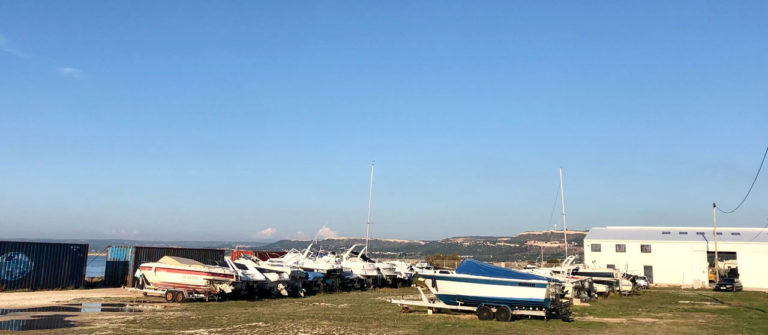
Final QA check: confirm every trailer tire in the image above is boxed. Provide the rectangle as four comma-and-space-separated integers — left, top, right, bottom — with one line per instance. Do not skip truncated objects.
174, 291, 185, 303
164, 291, 175, 303
476, 305, 494, 321
495, 306, 512, 322
559, 308, 574, 322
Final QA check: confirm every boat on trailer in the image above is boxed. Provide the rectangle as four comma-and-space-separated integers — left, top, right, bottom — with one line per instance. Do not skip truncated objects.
408, 259, 572, 321
132, 256, 237, 302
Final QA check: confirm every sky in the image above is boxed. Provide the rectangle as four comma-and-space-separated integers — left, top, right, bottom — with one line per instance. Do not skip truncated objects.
1, 1, 767, 242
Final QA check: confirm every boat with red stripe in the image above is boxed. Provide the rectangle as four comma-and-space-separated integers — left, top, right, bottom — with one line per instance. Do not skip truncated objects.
135, 256, 237, 297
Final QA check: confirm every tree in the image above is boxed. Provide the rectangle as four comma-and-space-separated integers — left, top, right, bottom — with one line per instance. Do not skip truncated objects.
426, 253, 462, 268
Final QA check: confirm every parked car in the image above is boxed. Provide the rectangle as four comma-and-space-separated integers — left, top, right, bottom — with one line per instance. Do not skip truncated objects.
714, 277, 743, 292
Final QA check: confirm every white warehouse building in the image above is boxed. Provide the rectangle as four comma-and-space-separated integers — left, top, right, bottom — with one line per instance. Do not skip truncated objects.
583, 226, 768, 290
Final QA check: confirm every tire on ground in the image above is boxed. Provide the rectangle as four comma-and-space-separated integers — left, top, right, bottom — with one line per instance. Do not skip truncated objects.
476, 305, 494, 321
164, 291, 175, 302
495, 306, 512, 322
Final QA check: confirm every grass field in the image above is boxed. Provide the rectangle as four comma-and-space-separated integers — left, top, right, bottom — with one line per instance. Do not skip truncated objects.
42, 287, 768, 334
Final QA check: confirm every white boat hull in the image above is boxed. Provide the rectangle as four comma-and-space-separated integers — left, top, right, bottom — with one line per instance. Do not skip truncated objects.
421, 273, 552, 308
139, 264, 236, 293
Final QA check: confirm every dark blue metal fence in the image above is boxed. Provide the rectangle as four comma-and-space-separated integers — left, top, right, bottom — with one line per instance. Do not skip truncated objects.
0, 241, 88, 291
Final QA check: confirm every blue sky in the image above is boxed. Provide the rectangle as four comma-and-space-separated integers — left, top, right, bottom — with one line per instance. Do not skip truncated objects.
1, 1, 767, 241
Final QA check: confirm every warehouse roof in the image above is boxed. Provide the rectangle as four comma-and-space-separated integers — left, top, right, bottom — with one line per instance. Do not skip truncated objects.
585, 226, 768, 243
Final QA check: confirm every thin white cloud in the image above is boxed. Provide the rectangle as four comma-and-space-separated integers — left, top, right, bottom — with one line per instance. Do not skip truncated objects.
105, 228, 141, 238
316, 226, 338, 239
253, 227, 277, 239
292, 231, 307, 240
0, 33, 25, 57
56, 67, 85, 79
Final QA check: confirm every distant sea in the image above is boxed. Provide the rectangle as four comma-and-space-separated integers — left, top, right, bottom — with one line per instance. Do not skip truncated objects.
86, 255, 106, 277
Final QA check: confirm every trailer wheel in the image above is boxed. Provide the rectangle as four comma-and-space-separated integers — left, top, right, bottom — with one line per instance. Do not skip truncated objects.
174, 291, 185, 303
164, 291, 175, 303
476, 305, 494, 321
495, 306, 512, 322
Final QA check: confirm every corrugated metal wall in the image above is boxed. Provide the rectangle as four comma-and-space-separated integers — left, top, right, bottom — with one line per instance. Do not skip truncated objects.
104, 246, 226, 287
253, 251, 287, 261
103, 246, 135, 287
230, 250, 255, 261
0, 241, 88, 291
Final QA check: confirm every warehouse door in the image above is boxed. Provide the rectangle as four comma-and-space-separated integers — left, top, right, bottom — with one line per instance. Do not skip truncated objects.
644, 265, 653, 284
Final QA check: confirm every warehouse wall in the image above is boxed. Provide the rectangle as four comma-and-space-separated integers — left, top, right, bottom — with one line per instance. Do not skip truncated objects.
720, 242, 768, 290
584, 240, 709, 288
585, 239, 768, 289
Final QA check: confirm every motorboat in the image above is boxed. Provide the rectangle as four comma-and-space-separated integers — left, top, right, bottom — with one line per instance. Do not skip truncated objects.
356, 246, 399, 284
250, 255, 306, 297
136, 256, 236, 295
417, 259, 570, 319
263, 245, 347, 294
225, 257, 273, 297
412, 262, 439, 276
309, 250, 344, 276
270, 243, 343, 276
571, 267, 636, 295
341, 245, 380, 277
386, 260, 414, 284
341, 244, 380, 281
522, 256, 598, 301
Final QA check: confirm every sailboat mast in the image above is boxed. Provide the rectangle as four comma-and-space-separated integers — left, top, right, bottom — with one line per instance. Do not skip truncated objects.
559, 168, 568, 259
365, 162, 375, 253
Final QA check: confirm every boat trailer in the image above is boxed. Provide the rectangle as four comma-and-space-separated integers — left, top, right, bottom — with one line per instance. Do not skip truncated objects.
388, 287, 572, 322
123, 286, 214, 303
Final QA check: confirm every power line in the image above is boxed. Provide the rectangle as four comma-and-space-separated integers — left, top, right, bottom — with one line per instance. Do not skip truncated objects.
716, 145, 768, 214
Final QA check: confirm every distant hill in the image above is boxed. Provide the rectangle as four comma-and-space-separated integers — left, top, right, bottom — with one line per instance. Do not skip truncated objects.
259, 230, 587, 262
449, 230, 586, 245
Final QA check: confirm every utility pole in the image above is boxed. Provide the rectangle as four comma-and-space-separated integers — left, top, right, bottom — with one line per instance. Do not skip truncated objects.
713, 202, 720, 283
559, 168, 568, 259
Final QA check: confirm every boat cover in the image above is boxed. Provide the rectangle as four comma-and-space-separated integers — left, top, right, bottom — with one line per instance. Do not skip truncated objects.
455, 259, 554, 282
157, 256, 207, 269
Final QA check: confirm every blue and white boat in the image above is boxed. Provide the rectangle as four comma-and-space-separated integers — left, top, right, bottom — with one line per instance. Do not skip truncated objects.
419, 259, 567, 311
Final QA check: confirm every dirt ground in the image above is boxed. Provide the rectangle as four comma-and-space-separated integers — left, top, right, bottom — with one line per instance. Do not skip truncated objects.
0, 288, 136, 308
